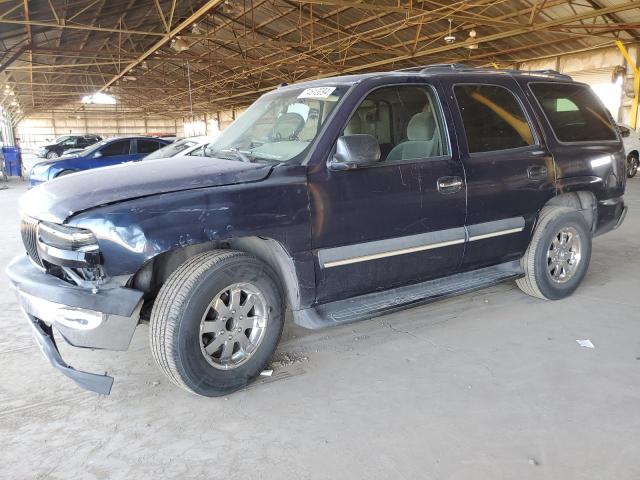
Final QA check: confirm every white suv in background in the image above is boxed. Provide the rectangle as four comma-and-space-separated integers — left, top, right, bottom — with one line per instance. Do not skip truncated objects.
617, 123, 640, 178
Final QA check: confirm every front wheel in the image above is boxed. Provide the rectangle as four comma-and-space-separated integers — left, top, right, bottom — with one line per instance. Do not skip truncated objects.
516, 206, 592, 300
627, 153, 639, 178
46, 151, 59, 159
150, 250, 284, 396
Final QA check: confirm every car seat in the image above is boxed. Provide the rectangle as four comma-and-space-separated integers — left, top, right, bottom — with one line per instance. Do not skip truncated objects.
386, 112, 439, 162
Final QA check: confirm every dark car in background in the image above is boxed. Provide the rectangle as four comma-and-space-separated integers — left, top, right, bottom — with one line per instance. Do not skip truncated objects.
28, 136, 170, 187
37, 134, 102, 159
8, 65, 627, 397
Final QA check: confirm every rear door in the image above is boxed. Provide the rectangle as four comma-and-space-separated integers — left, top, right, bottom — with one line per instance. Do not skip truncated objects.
133, 139, 163, 160
446, 78, 556, 270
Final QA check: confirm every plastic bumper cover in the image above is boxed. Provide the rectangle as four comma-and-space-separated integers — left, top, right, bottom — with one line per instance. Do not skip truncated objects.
6, 255, 144, 394
594, 196, 627, 236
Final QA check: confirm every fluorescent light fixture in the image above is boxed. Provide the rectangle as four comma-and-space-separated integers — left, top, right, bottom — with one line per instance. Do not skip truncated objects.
81, 92, 116, 104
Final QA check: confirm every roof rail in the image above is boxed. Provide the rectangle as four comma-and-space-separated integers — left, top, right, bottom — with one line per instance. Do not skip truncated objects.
395, 63, 471, 73
525, 69, 572, 80
395, 63, 573, 80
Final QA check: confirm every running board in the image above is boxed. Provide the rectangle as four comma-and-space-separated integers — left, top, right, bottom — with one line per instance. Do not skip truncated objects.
293, 260, 523, 329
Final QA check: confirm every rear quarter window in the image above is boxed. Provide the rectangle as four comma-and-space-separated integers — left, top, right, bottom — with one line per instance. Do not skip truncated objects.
530, 82, 617, 143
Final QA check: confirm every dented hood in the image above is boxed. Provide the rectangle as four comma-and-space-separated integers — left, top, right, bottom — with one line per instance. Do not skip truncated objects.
21, 155, 273, 223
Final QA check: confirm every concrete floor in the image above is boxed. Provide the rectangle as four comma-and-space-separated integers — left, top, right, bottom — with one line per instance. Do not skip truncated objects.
1, 175, 639, 480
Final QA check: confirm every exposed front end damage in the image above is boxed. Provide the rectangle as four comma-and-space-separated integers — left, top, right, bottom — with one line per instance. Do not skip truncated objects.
7, 255, 143, 395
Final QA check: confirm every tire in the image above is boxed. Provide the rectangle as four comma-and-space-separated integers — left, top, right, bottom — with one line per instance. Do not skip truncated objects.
46, 151, 59, 159
150, 250, 284, 397
516, 206, 592, 300
627, 153, 639, 178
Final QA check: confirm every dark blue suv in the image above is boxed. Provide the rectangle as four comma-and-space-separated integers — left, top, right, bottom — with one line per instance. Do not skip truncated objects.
8, 65, 627, 397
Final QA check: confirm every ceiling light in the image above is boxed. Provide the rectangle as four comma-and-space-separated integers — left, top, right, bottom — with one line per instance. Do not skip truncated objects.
81, 92, 116, 104
444, 19, 456, 44
466, 29, 479, 50
171, 37, 190, 52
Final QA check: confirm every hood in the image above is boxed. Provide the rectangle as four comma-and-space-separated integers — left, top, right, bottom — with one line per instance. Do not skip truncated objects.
20, 155, 273, 223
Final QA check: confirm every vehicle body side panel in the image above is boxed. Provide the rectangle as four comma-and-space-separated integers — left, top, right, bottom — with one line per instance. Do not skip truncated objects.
67, 165, 317, 308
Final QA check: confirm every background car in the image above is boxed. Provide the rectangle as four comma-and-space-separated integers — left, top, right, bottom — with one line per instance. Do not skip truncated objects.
144, 135, 218, 160
617, 123, 639, 178
37, 134, 102, 159
28, 136, 170, 187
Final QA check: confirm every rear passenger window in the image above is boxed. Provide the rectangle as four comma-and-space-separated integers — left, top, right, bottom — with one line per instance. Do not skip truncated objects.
530, 83, 617, 142
454, 84, 534, 153
137, 139, 161, 154
100, 140, 130, 157
342, 85, 448, 162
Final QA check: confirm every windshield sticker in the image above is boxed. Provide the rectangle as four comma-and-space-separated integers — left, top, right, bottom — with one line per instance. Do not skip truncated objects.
298, 87, 336, 99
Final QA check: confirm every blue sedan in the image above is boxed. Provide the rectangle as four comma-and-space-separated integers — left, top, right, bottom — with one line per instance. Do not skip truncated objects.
28, 136, 171, 187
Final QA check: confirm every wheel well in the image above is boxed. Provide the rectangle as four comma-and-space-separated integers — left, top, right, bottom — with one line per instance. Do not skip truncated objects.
545, 191, 596, 230
131, 237, 301, 311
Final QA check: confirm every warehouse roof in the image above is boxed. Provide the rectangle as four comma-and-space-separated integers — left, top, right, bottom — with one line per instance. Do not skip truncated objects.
0, 0, 639, 121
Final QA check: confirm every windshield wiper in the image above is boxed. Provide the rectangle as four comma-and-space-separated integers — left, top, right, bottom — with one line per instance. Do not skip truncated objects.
212, 147, 253, 163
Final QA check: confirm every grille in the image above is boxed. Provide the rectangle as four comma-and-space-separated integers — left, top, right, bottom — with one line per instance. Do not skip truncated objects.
20, 217, 43, 267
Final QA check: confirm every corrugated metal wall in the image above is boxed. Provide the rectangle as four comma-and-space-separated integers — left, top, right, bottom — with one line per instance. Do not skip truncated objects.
17, 105, 245, 148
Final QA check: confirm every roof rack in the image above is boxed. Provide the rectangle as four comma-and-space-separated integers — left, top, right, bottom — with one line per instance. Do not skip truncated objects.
395, 63, 470, 72
395, 63, 572, 80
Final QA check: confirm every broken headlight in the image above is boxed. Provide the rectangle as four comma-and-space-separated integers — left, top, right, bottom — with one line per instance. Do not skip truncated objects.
37, 222, 99, 252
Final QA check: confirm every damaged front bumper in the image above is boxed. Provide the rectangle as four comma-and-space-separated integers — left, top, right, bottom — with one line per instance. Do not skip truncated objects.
6, 255, 143, 394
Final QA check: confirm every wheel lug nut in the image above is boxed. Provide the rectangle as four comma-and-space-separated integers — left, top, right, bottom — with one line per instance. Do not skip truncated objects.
228, 335, 233, 340
236, 327, 241, 332
232, 309, 236, 314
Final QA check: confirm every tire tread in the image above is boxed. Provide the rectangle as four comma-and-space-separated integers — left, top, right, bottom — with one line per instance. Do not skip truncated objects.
149, 250, 246, 394
516, 206, 576, 300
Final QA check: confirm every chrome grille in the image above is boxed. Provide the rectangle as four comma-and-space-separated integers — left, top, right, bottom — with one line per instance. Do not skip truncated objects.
20, 217, 43, 267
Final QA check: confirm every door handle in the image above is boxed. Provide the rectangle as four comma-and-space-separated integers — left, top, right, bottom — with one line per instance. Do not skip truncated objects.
437, 176, 463, 194
527, 165, 548, 180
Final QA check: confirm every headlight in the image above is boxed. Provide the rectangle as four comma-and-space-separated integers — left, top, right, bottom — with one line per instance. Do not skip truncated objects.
38, 222, 99, 252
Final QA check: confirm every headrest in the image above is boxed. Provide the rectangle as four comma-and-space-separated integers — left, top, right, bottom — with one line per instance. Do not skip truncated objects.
273, 112, 305, 138
407, 112, 435, 141
344, 112, 363, 135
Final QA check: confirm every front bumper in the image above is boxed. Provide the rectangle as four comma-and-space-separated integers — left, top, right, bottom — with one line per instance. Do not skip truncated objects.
26, 314, 114, 395
7, 255, 144, 394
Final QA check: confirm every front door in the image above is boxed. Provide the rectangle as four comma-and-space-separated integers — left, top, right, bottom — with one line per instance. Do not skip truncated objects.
308, 82, 467, 303
93, 139, 133, 167
446, 79, 556, 270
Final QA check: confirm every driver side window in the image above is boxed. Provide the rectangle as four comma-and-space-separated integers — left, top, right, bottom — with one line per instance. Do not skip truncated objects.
342, 85, 448, 163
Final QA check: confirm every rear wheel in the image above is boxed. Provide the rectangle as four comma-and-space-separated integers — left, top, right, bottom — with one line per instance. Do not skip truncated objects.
150, 250, 284, 396
627, 153, 639, 178
516, 206, 592, 300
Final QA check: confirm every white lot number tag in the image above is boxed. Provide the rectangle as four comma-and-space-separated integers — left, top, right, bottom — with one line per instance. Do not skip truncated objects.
298, 87, 336, 99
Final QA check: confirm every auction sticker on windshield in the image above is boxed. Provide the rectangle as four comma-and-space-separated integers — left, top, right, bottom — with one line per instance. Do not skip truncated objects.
298, 87, 336, 99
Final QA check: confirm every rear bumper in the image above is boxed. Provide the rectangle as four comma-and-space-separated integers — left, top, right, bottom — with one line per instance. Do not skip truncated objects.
6, 255, 144, 394
594, 196, 627, 236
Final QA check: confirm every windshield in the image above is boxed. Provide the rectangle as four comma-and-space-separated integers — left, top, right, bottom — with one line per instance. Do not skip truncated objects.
145, 138, 198, 160
54, 135, 72, 145
202, 85, 349, 163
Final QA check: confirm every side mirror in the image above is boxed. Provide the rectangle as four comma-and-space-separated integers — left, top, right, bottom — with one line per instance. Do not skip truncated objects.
328, 134, 381, 171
